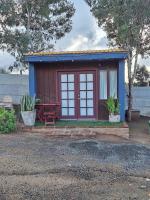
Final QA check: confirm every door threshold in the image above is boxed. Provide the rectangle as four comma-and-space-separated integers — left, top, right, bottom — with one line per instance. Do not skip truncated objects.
59, 118, 96, 121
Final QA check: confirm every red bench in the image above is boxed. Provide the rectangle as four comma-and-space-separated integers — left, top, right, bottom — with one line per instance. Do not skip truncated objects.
35, 103, 60, 125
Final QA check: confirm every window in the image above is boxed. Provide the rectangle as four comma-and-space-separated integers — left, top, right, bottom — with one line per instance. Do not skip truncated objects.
100, 69, 118, 100
109, 70, 117, 98
100, 70, 107, 99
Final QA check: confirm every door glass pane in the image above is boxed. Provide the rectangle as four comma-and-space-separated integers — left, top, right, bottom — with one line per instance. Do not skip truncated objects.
87, 82, 93, 90
68, 83, 74, 91
80, 100, 86, 107
100, 70, 107, 100
80, 74, 86, 82
61, 74, 67, 82
80, 91, 86, 99
80, 82, 86, 90
80, 108, 86, 116
87, 108, 94, 116
68, 91, 74, 99
62, 108, 68, 116
87, 91, 93, 99
87, 74, 93, 81
62, 100, 67, 107
61, 92, 67, 99
87, 100, 93, 107
109, 70, 117, 98
61, 83, 67, 91
69, 108, 75, 116
69, 100, 74, 107
60, 73, 75, 117
68, 74, 74, 82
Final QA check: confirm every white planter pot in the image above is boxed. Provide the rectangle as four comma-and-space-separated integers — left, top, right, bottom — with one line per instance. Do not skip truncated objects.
109, 114, 120, 123
21, 110, 36, 126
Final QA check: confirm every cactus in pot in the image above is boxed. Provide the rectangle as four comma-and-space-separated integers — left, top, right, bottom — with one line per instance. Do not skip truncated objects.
21, 95, 36, 126
106, 96, 120, 122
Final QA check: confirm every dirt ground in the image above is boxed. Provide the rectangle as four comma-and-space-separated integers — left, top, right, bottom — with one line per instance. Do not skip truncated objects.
128, 116, 150, 144
0, 117, 150, 200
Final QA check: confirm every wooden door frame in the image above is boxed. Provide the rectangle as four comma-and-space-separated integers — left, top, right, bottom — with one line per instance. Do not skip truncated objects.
57, 68, 98, 120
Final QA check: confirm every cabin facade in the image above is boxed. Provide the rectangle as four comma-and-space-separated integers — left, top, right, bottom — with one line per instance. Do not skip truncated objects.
25, 49, 127, 121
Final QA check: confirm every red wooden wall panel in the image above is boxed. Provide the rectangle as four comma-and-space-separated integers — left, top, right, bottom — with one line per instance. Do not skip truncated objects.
35, 60, 118, 120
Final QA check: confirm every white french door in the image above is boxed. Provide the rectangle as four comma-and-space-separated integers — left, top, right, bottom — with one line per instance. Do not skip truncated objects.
79, 73, 94, 118
59, 71, 96, 119
60, 73, 75, 118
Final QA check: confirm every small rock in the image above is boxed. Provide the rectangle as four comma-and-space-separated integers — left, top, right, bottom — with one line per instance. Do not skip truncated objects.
131, 194, 138, 199
140, 185, 147, 189
67, 163, 72, 167
146, 178, 150, 182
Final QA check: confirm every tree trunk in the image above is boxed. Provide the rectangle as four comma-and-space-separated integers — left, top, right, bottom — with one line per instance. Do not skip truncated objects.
128, 76, 132, 121
128, 50, 139, 121
131, 51, 139, 84
127, 50, 133, 122
26, 4, 33, 51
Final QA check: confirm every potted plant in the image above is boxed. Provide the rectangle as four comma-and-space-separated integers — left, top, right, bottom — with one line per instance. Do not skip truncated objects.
106, 96, 120, 122
21, 95, 36, 126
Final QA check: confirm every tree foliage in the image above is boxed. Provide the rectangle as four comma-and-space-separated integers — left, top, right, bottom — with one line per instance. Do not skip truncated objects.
134, 65, 149, 86
86, 0, 150, 55
0, 0, 75, 72
85, 0, 150, 120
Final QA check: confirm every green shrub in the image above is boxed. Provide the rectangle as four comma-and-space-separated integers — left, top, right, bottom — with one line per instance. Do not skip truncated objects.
0, 108, 16, 133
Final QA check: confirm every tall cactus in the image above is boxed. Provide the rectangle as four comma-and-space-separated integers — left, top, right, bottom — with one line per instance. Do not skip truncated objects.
21, 95, 35, 111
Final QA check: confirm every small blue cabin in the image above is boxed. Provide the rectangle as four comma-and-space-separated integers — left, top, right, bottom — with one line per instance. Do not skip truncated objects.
25, 49, 127, 121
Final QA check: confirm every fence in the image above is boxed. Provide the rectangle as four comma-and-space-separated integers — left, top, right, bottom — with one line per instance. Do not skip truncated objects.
126, 87, 150, 117
0, 74, 150, 116
0, 74, 28, 104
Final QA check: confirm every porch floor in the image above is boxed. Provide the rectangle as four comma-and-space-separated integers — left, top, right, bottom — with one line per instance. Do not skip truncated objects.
35, 120, 124, 128
22, 120, 129, 139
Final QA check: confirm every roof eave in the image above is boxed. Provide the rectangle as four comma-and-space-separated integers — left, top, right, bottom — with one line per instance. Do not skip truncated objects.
25, 52, 128, 63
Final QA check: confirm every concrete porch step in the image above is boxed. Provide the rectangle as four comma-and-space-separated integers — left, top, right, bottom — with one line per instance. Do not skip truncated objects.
21, 124, 129, 139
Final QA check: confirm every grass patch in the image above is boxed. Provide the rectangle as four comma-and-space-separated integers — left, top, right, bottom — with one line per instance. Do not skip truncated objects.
35, 120, 123, 128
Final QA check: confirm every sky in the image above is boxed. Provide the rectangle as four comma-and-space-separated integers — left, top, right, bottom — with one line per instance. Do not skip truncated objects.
0, 0, 149, 70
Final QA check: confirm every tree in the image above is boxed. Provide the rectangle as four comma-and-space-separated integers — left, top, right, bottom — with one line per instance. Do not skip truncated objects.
85, 0, 150, 120
134, 65, 149, 86
0, 0, 75, 72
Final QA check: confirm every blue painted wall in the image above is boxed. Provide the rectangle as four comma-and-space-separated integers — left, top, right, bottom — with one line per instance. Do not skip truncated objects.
118, 60, 125, 121
29, 63, 36, 97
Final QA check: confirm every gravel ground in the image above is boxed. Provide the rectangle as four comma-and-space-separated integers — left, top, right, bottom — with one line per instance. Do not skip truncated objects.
0, 133, 150, 200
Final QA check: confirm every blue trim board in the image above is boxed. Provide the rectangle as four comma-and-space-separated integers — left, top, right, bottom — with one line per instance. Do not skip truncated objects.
119, 60, 125, 121
29, 63, 36, 97
25, 52, 128, 63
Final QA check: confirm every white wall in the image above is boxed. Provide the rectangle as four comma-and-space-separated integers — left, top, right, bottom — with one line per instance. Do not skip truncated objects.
0, 74, 28, 104
126, 87, 150, 117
